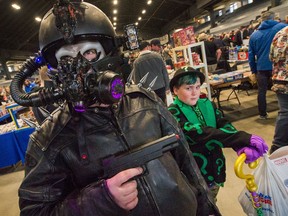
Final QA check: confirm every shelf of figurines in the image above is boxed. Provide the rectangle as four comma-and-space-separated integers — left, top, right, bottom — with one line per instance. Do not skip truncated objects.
228, 46, 249, 62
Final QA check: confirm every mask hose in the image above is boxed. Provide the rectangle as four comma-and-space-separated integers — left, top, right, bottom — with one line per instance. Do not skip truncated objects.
10, 52, 64, 107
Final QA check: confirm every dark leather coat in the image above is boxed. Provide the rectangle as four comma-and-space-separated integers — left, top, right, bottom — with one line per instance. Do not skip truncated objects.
19, 85, 220, 216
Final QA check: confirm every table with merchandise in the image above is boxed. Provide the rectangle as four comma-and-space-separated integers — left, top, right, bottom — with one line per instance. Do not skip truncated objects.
0, 103, 35, 168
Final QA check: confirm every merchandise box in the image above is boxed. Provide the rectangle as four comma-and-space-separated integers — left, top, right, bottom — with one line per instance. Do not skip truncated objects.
237, 51, 248, 61
218, 71, 244, 83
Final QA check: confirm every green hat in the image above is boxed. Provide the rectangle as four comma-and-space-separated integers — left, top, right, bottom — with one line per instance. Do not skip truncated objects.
169, 67, 205, 92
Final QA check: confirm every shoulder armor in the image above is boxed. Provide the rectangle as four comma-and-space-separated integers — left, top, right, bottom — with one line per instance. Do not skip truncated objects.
124, 84, 159, 102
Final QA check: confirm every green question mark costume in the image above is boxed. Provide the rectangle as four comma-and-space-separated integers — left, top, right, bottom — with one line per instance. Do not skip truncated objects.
168, 97, 252, 189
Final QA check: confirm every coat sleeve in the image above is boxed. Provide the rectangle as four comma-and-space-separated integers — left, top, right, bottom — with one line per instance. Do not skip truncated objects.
18, 139, 128, 216
169, 103, 252, 152
248, 36, 257, 73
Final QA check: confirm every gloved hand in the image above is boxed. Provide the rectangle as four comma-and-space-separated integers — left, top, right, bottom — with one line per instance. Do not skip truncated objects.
236, 135, 268, 163
249, 134, 268, 155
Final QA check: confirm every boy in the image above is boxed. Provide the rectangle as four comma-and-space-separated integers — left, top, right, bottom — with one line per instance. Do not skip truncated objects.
168, 67, 268, 200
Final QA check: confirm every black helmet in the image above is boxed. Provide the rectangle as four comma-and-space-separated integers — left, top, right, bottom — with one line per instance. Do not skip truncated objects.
39, 1, 117, 68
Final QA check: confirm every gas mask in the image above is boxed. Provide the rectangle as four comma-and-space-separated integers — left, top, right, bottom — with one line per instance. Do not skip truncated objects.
50, 41, 124, 111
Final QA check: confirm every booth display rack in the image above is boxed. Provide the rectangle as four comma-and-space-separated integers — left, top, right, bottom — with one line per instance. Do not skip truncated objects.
0, 104, 26, 128
187, 41, 211, 100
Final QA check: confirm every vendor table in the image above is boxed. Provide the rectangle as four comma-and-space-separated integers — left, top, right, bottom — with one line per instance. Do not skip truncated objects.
210, 71, 251, 110
0, 127, 35, 168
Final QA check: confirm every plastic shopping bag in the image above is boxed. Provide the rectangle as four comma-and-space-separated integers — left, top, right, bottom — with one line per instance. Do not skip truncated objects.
238, 154, 288, 216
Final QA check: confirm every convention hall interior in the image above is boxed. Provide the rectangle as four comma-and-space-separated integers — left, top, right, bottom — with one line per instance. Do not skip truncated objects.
0, 0, 287, 215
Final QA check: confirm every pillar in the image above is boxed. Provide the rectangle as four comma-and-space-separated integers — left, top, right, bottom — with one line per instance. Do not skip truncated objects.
0, 59, 11, 80
208, 9, 216, 28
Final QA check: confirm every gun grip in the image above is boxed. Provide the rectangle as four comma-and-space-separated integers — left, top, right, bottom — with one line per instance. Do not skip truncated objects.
129, 165, 149, 182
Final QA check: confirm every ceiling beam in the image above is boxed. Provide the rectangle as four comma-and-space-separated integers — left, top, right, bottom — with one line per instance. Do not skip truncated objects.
166, 0, 196, 6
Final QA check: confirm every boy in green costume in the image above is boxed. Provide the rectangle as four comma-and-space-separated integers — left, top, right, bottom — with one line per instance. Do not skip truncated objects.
168, 67, 268, 200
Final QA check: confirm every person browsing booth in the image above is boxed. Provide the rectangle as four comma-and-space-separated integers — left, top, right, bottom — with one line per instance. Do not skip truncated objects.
131, 41, 170, 104
248, 10, 286, 119
168, 67, 268, 201
150, 39, 162, 53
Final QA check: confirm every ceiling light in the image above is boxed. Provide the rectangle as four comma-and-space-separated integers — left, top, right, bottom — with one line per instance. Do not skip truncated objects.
113, 26, 117, 30
113, 9, 117, 14
138, 17, 142, 21
35, 17, 42, 22
113, 17, 117, 21
12, 4, 21, 10
113, 0, 118, 5
135, 22, 139, 25
142, 10, 146, 14
147, 0, 152, 5
174, 28, 183, 33
113, 22, 117, 25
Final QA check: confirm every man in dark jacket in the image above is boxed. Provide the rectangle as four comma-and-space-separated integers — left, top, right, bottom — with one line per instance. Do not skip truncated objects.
196, 33, 222, 73
234, 27, 243, 46
132, 41, 170, 104
248, 11, 286, 119
14, 1, 221, 215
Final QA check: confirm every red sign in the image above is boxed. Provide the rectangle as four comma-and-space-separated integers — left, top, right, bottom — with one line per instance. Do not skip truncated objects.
173, 26, 195, 47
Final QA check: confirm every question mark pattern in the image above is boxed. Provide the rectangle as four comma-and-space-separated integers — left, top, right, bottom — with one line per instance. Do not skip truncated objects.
168, 103, 228, 185
220, 123, 238, 134
216, 158, 224, 175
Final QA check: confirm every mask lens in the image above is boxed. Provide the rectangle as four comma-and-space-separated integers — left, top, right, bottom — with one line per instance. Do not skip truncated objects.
111, 77, 124, 100
96, 71, 124, 104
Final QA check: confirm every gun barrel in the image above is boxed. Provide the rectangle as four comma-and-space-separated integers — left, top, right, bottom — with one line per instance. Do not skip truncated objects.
102, 134, 179, 178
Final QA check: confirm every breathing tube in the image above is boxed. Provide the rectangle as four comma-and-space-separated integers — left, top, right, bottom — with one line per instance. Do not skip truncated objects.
10, 52, 64, 107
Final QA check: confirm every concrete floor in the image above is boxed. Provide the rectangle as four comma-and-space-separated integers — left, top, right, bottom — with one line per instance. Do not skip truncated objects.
0, 89, 278, 216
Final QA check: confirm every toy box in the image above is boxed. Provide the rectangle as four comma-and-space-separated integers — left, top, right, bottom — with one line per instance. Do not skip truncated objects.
219, 71, 244, 83
237, 51, 248, 61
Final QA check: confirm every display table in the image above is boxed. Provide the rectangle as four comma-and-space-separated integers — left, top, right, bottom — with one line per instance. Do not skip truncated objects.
210, 70, 252, 110
0, 127, 35, 168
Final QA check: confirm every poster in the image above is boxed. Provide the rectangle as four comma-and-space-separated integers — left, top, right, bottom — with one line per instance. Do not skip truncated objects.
173, 26, 195, 47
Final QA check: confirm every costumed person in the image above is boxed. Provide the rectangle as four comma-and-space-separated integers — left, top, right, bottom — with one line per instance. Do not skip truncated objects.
11, 1, 221, 215
168, 67, 268, 201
